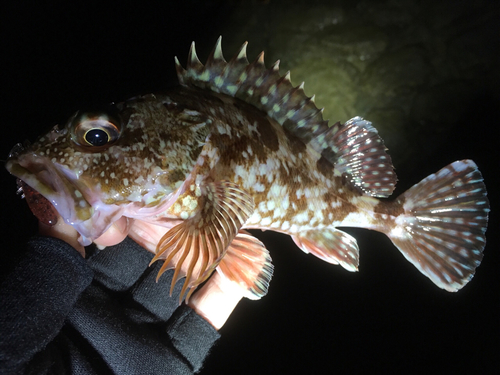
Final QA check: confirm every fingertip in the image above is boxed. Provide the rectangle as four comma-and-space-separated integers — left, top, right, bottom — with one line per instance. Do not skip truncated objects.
94, 217, 132, 247
39, 216, 85, 257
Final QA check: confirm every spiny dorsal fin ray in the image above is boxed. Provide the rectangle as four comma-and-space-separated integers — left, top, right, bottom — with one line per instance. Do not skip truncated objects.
176, 37, 397, 197
187, 42, 204, 74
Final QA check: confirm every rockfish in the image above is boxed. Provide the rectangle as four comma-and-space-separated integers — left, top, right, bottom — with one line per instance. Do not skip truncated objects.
6, 37, 489, 300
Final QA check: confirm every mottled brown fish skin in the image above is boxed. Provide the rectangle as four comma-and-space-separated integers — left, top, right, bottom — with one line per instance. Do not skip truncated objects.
6, 38, 488, 297
154, 87, 384, 234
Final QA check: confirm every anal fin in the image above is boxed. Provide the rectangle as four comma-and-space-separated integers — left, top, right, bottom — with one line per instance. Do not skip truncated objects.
217, 230, 274, 300
292, 229, 360, 272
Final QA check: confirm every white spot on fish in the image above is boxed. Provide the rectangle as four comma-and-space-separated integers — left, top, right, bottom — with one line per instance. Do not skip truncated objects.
249, 212, 261, 224
266, 200, 276, 211
254, 182, 265, 192
294, 211, 310, 223
342, 212, 368, 226
451, 161, 470, 173
270, 221, 281, 228
261, 217, 272, 226
331, 201, 341, 208
281, 195, 290, 210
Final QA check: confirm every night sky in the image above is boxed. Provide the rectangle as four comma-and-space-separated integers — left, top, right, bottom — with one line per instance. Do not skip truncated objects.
1, 2, 498, 374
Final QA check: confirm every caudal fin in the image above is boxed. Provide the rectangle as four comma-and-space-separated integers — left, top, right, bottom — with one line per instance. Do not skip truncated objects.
388, 160, 489, 292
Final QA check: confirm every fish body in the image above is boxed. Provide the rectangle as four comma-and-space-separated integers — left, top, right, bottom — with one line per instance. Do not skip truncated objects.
6, 38, 489, 300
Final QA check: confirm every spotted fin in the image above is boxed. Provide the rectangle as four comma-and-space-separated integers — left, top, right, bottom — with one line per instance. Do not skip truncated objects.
151, 180, 254, 302
387, 160, 489, 291
176, 37, 396, 197
320, 117, 396, 197
292, 228, 360, 272
217, 230, 274, 300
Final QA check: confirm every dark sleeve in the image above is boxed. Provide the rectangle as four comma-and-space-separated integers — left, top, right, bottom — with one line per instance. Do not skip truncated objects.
0, 236, 93, 374
66, 237, 220, 374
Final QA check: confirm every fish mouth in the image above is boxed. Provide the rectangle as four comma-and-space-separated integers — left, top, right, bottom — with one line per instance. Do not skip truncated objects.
6, 148, 181, 246
6, 151, 105, 245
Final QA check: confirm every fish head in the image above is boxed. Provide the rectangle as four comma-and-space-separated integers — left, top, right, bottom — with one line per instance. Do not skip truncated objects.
6, 93, 209, 245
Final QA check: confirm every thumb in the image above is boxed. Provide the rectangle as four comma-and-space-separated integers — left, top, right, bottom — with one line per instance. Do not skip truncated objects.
94, 217, 132, 248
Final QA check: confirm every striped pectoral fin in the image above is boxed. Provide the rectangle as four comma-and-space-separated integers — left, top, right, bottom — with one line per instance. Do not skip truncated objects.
217, 230, 274, 300
292, 229, 360, 272
151, 180, 254, 302
388, 160, 489, 292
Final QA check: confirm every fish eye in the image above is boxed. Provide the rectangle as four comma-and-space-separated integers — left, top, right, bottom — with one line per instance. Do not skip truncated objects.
84, 128, 111, 146
70, 111, 121, 149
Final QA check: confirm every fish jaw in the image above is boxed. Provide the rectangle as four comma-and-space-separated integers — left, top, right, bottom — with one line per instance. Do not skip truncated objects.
6, 152, 125, 245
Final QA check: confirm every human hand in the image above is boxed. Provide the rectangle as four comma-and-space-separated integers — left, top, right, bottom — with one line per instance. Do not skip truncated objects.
38, 216, 131, 257
39, 216, 244, 329
126, 219, 245, 329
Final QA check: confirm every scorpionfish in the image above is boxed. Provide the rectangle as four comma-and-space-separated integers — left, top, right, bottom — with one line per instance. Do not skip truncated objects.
6, 37, 490, 300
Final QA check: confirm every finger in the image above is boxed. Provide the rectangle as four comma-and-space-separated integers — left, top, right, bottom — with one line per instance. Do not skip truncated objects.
39, 216, 85, 257
94, 217, 132, 248
187, 271, 244, 330
127, 220, 177, 254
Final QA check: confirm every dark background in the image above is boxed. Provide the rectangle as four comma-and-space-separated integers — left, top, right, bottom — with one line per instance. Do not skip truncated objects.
1, 1, 498, 374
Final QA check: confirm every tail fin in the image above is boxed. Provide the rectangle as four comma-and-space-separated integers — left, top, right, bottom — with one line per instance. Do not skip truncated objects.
388, 160, 489, 292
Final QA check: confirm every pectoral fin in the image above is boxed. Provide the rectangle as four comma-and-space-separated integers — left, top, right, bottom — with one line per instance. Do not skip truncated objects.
151, 180, 254, 302
292, 229, 360, 272
217, 230, 274, 300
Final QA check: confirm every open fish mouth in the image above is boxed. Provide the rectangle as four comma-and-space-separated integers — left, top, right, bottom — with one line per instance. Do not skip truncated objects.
6, 144, 185, 246
6, 147, 99, 244
16, 179, 59, 226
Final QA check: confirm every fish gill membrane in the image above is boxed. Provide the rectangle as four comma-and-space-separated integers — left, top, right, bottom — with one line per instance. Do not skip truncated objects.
5, 37, 490, 302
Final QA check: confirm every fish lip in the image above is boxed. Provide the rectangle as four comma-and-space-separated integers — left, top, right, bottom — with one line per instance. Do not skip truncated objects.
7, 151, 184, 245
6, 152, 87, 229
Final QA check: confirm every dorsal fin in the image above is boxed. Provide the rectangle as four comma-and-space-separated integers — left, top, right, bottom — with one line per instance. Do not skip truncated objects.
175, 36, 397, 197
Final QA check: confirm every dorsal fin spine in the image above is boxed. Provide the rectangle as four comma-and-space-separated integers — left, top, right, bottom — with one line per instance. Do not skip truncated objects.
176, 38, 397, 197
233, 42, 249, 64
187, 42, 203, 71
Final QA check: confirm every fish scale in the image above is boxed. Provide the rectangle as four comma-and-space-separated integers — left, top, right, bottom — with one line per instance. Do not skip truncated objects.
6, 37, 489, 301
